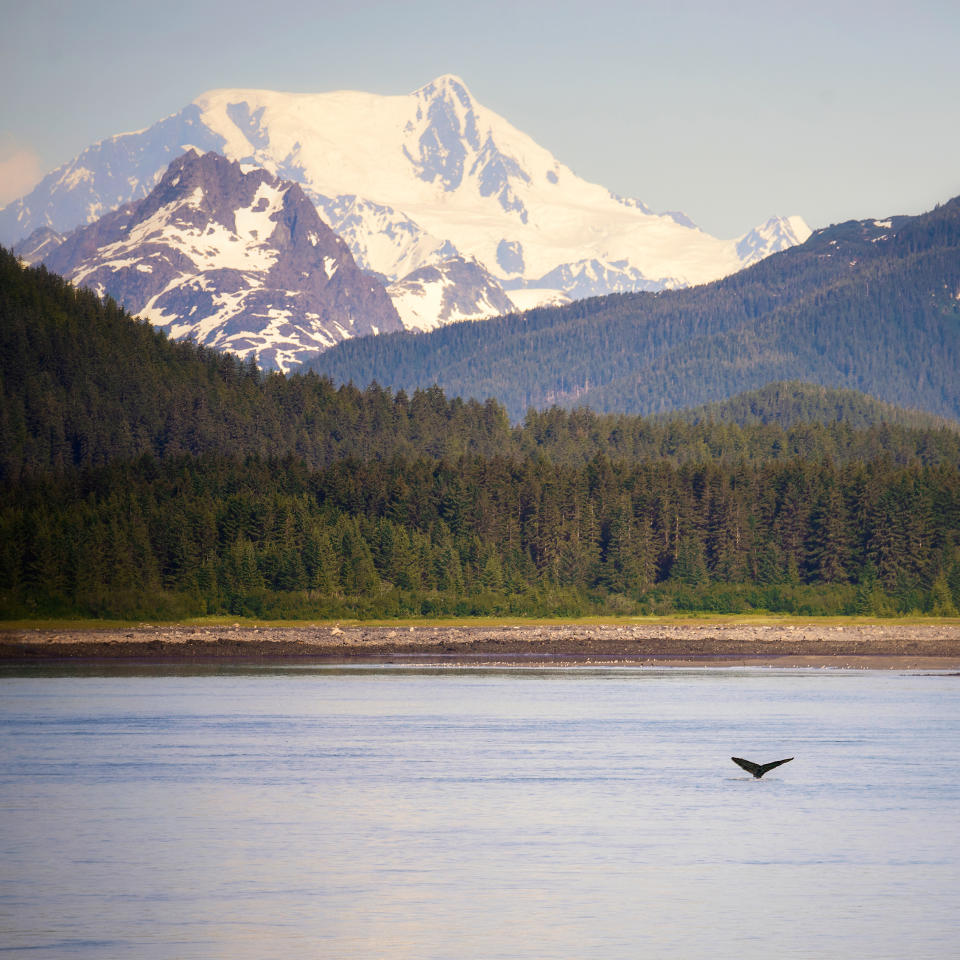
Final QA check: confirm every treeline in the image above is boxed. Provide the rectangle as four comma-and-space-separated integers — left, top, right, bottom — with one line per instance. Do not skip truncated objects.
2, 453, 958, 620
662, 380, 959, 432
516, 406, 960, 470
306, 197, 960, 421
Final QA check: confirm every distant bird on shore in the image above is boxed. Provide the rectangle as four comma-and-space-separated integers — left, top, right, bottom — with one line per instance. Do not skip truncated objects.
731, 756, 793, 778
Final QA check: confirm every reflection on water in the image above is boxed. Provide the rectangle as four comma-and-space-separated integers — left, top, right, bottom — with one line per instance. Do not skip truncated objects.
1, 667, 958, 959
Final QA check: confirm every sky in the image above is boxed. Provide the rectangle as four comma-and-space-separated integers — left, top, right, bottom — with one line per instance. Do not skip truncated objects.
1, 0, 959, 238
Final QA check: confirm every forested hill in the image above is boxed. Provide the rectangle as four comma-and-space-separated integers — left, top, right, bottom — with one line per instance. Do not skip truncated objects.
666, 381, 960, 431
0, 248, 512, 478
3, 247, 960, 481
304, 196, 960, 422
2, 248, 960, 621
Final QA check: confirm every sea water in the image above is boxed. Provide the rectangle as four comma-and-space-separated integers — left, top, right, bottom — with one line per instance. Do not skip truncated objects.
0, 665, 958, 960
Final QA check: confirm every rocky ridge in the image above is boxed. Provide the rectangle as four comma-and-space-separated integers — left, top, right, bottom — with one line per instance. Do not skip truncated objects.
37, 150, 403, 371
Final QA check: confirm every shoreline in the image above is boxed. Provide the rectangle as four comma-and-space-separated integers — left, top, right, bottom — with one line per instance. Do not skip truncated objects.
3, 622, 960, 670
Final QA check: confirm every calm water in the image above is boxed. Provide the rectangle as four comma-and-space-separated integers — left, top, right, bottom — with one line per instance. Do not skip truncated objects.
1, 665, 958, 960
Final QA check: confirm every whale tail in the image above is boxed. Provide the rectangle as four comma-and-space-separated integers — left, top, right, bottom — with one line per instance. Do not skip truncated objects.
731, 756, 793, 778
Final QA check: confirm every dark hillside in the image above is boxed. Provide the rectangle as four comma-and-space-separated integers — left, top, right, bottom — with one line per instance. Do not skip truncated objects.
663, 381, 960, 431
0, 248, 513, 479
305, 198, 960, 421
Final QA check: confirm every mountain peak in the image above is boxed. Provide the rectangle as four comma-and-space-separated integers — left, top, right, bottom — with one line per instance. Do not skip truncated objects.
41, 152, 402, 371
736, 214, 812, 266
413, 74, 474, 103
404, 76, 485, 193
139, 148, 288, 239
155, 148, 243, 195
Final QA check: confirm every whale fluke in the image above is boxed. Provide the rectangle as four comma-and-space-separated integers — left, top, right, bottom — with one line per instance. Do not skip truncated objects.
731, 756, 793, 778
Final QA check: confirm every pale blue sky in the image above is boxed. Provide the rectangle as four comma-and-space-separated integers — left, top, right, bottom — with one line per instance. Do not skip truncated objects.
2, 0, 958, 237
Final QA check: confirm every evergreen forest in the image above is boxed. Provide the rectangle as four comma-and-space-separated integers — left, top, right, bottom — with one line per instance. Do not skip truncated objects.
2, 247, 960, 620
307, 197, 960, 422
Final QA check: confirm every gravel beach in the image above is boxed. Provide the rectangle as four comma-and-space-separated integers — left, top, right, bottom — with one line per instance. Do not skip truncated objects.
3, 622, 960, 669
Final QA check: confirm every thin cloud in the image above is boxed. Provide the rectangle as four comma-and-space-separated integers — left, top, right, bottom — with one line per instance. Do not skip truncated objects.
0, 145, 44, 207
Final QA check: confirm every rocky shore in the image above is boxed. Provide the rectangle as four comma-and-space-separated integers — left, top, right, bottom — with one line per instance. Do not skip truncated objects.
3, 621, 960, 669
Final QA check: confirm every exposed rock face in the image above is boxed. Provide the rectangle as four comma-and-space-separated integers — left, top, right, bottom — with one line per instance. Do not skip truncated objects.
41, 151, 402, 371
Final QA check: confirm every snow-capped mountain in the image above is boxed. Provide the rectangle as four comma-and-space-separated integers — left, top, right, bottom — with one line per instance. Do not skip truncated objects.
38, 150, 401, 371
2, 106, 227, 241
525, 259, 679, 300
1, 75, 810, 331
12, 226, 64, 263
313, 194, 458, 284
388, 255, 515, 332
736, 215, 812, 266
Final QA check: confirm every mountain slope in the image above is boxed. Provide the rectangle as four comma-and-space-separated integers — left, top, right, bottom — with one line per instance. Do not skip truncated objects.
5, 243, 959, 486
0, 245, 517, 480
305, 197, 960, 422
1, 75, 809, 325
36, 151, 402, 371
666, 381, 960, 431
387, 255, 515, 331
